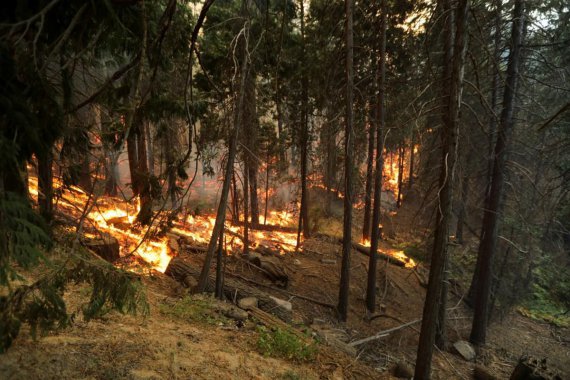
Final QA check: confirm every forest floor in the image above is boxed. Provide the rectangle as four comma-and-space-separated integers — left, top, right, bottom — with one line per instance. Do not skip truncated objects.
1, 192, 569, 379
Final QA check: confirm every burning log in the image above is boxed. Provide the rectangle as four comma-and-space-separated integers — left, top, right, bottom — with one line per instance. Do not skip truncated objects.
234, 221, 297, 234
165, 256, 292, 321
347, 240, 407, 267
83, 233, 120, 262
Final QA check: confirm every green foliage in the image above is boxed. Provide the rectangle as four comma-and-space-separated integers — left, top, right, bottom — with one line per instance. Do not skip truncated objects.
0, 192, 51, 286
256, 326, 316, 362
520, 263, 570, 327
0, 253, 149, 353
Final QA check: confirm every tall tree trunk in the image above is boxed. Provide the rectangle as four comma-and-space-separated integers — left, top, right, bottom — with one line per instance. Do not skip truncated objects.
466, 0, 502, 306
362, 108, 376, 242
243, 165, 250, 256
396, 144, 404, 207
165, 123, 178, 207
338, 0, 354, 322
196, 24, 249, 292
231, 172, 240, 223
415, 0, 469, 377
322, 108, 338, 215
248, 163, 259, 226
127, 128, 140, 197
455, 171, 469, 244
38, 149, 54, 223
136, 120, 152, 225
297, 0, 310, 245
365, 0, 386, 314
469, 0, 524, 347
408, 132, 415, 190
146, 121, 154, 176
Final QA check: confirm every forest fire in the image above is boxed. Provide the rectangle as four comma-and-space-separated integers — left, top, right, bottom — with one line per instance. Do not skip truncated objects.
27, 175, 301, 273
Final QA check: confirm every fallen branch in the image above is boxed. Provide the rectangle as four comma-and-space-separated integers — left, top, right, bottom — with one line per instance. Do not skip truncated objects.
348, 319, 422, 346
228, 272, 336, 309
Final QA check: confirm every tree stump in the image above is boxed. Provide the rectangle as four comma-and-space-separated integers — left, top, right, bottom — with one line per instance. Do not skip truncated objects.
510, 357, 562, 380
84, 233, 120, 262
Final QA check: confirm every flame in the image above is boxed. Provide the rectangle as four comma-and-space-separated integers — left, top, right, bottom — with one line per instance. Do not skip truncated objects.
359, 237, 417, 269
27, 173, 302, 272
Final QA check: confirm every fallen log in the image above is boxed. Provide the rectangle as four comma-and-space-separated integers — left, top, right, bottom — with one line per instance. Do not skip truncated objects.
246, 252, 288, 287
165, 256, 292, 321
342, 239, 406, 267
233, 221, 297, 234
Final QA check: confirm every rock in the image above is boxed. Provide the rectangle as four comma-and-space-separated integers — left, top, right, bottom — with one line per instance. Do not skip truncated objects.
238, 297, 259, 310
453, 340, 476, 361
473, 365, 497, 380
269, 296, 292, 312
222, 306, 249, 322
293, 259, 301, 265
393, 361, 414, 379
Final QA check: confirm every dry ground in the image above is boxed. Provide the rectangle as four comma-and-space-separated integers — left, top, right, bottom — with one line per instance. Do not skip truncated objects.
1, 189, 568, 379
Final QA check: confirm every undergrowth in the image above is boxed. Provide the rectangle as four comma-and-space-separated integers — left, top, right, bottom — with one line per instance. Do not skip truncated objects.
158, 295, 228, 325
256, 326, 316, 362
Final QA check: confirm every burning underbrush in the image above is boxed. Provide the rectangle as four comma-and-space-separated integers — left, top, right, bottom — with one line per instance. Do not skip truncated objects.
28, 176, 301, 273
28, 168, 416, 276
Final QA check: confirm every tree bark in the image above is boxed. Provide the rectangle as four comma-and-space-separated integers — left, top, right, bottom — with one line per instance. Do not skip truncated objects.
362, 107, 376, 242
396, 143, 404, 208
415, 0, 469, 377
297, 0, 311, 245
136, 119, 152, 225
469, 0, 524, 347
365, 0, 387, 314
338, 0, 354, 322
38, 149, 54, 223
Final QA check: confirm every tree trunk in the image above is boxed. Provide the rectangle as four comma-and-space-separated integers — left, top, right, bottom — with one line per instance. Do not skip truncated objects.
455, 172, 469, 244
396, 144, 404, 208
243, 165, 250, 256
136, 119, 152, 225
469, 0, 524, 347
408, 132, 415, 190
145, 120, 154, 176
415, 0, 469, 377
465, 0, 503, 308
297, 0, 310, 245
126, 127, 140, 197
362, 108, 376, 242
196, 25, 249, 292
365, 0, 386, 314
38, 149, 54, 223
338, 0, 354, 322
